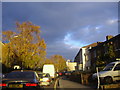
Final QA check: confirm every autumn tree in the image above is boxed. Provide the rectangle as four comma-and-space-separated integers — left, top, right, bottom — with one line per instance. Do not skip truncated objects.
44, 58, 54, 64
104, 43, 116, 63
96, 43, 116, 70
2, 21, 46, 70
49, 55, 67, 72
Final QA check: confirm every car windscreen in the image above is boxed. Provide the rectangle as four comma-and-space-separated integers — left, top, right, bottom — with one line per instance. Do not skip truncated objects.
38, 73, 50, 78
103, 63, 115, 71
43, 74, 50, 77
5, 71, 34, 79
38, 74, 43, 78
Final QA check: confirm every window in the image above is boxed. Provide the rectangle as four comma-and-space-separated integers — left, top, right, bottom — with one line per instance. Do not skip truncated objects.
114, 64, 120, 71
94, 50, 96, 57
103, 63, 115, 71
6, 72, 34, 78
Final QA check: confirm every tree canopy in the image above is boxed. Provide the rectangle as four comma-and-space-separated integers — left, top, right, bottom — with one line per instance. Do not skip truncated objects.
2, 21, 46, 70
2, 21, 67, 72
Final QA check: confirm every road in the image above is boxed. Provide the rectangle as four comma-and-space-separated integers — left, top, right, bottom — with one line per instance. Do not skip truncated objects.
43, 79, 56, 90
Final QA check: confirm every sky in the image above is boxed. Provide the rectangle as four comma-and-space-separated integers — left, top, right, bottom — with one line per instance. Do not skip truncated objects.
2, 1, 119, 60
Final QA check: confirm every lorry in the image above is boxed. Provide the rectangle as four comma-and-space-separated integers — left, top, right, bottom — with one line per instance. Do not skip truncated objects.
42, 64, 56, 79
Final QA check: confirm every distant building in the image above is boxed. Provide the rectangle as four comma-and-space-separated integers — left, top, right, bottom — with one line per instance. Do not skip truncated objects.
66, 60, 77, 71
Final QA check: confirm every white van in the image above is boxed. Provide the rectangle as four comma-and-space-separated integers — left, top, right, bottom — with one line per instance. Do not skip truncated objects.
43, 64, 56, 79
92, 60, 120, 84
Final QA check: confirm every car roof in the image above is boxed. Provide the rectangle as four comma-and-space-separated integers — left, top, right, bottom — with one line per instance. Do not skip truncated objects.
11, 70, 35, 72
37, 72, 43, 74
38, 72, 50, 75
110, 61, 120, 64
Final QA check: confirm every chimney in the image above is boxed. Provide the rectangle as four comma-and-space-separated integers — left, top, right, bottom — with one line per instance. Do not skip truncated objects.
106, 35, 113, 41
97, 42, 102, 45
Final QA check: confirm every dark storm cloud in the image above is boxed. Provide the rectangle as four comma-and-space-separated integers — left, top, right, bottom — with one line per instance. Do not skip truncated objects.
3, 2, 118, 60
46, 41, 79, 60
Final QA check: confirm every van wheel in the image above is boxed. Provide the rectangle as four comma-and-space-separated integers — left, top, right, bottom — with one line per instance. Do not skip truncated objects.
104, 77, 113, 84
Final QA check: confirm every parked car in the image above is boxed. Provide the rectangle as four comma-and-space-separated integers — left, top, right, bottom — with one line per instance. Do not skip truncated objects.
37, 72, 43, 79
38, 73, 52, 86
1, 70, 41, 90
92, 60, 120, 84
64, 71, 72, 78
0, 73, 2, 79
56, 72, 64, 76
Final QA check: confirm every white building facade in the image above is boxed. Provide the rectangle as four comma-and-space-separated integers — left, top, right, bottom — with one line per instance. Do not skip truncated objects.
74, 43, 97, 71
78, 47, 91, 71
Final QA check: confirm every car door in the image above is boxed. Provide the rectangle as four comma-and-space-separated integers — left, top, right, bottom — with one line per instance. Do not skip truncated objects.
113, 63, 120, 81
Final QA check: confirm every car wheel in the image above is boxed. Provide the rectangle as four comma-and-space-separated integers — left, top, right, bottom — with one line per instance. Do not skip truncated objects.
104, 77, 113, 84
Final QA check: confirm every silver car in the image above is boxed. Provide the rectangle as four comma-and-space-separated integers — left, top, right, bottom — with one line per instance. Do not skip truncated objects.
38, 73, 52, 86
92, 61, 120, 84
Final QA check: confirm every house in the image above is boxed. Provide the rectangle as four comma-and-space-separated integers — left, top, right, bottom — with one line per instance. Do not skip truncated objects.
90, 34, 120, 71
74, 43, 98, 71
74, 34, 120, 72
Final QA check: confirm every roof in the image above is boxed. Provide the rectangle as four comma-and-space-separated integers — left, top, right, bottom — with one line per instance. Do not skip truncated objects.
12, 70, 35, 72
110, 60, 120, 64
82, 42, 98, 48
90, 34, 120, 50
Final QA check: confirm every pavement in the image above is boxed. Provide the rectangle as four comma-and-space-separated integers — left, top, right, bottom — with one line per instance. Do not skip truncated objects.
56, 76, 96, 90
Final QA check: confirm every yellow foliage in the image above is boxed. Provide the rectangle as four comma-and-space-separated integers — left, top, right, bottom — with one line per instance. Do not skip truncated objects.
2, 21, 46, 69
49, 55, 67, 72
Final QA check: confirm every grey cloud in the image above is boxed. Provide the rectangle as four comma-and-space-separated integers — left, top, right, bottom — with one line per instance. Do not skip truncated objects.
3, 2, 118, 59
46, 41, 78, 60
